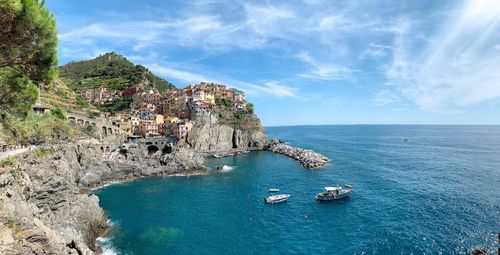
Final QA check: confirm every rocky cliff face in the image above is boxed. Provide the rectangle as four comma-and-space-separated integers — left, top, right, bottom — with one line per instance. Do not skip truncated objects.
0, 141, 205, 254
186, 109, 269, 153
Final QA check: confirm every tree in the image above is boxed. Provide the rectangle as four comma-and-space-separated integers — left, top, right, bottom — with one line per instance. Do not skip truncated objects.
0, 0, 58, 85
0, 0, 58, 116
0, 69, 39, 116
246, 103, 254, 113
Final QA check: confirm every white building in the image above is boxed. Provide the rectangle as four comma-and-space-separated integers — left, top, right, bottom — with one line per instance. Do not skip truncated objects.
192, 91, 205, 102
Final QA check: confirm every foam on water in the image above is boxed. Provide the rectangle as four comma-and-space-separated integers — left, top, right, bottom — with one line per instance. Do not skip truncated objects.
97, 236, 118, 255
218, 165, 234, 172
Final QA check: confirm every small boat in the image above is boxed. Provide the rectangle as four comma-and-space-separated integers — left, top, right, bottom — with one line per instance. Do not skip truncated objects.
315, 186, 352, 201
269, 188, 280, 192
264, 194, 290, 204
213, 154, 221, 158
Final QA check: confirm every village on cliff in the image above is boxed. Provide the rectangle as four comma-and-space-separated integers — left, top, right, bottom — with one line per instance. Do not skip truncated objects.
82, 82, 251, 140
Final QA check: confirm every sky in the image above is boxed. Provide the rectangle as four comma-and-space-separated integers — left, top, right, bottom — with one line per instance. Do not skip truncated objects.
46, 0, 500, 126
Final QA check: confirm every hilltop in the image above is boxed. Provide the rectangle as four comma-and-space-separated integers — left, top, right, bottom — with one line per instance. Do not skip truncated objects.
59, 52, 175, 93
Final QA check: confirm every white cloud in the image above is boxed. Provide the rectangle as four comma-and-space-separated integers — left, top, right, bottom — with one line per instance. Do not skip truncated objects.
296, 51, 353, 81
249, 81, 298, 98
317, 15, 345, 30
385, 0, 500, 111
59, 15, 267, 52
143, 63, 298, 99
243, 4, 295, 38
147, 64, 210, 84
374, 90, 399, 106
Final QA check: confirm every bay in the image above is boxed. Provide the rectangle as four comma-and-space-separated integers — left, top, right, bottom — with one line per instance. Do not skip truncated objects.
94, 125, 500, 254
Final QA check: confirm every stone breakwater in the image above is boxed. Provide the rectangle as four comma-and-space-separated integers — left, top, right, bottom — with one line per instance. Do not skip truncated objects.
267, 140, 328, 168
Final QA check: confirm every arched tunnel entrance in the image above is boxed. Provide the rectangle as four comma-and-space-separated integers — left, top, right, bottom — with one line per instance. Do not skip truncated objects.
162, 145, 173, 154
147, 145, 159, 155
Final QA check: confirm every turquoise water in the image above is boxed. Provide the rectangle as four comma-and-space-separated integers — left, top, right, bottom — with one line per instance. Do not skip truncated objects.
94, 125, 500, 254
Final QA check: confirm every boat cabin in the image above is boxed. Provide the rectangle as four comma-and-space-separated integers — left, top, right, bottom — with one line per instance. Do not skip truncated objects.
324, 186, 342, 192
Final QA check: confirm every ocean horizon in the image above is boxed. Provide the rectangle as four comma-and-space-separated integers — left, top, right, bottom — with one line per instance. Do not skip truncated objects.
265, 124, 500, 128
95, 125, 500, 254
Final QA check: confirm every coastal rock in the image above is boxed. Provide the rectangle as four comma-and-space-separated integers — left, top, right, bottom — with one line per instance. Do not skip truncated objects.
186, 113, 269, 153
0, 146, 107, 254
187, 123, 234, 151
0, 141, 207, 254
267, 140, 329, 168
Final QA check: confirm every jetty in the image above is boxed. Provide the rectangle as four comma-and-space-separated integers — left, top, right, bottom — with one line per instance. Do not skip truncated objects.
267, 139, 329, 168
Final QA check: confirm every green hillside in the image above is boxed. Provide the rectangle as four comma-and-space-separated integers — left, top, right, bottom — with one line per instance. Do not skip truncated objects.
40, 78, 98, 115
59, 52, 175, 93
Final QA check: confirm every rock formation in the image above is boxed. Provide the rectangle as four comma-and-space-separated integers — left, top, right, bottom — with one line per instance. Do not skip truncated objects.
186, 108, 269, 153
0, 141, 205, 254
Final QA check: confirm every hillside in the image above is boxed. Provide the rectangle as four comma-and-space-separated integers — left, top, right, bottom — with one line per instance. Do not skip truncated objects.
40, 78, 98, 115
59, 52, 175, 93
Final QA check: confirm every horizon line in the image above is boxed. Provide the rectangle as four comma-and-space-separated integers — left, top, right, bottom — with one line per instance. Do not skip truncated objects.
264, 123, 500, 128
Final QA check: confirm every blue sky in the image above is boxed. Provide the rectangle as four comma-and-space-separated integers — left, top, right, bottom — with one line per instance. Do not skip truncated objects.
46, 0, 500, 126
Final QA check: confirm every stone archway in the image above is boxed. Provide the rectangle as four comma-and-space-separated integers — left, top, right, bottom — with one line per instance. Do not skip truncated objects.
102, 126, 107, 135
162, 145, 173, 154
147, 145, 159, 155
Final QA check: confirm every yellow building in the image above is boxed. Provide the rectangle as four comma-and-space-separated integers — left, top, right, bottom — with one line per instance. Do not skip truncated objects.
204, 92, 215, 105
165, 116, 180, 124
119, 121, 132, 134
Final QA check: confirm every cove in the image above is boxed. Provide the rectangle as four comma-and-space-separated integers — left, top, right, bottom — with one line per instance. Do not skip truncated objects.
94, 125, 500, 254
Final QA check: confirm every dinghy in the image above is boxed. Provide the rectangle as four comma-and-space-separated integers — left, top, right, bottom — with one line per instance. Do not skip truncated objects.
264, 194, 290, 204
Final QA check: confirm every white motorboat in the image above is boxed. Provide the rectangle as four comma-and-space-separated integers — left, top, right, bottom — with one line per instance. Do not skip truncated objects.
315, 186, 352, 201
264, 194, 290, 204
269, 188, 280, 192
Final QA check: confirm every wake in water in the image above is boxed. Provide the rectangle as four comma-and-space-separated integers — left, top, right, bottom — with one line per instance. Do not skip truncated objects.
216, 165, 235, 173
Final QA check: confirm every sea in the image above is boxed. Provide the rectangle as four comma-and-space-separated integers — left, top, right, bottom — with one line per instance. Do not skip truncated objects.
93, 125, 500, 254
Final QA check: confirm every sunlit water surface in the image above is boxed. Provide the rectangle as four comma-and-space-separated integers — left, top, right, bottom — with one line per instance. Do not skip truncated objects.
94, 125, 500, 254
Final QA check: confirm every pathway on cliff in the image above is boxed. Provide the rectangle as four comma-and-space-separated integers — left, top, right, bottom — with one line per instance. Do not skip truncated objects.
0, 146, 36, 161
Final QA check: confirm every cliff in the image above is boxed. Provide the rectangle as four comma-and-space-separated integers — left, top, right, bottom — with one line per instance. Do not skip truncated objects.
0, 141, 205, 254
186, 106, 269, 153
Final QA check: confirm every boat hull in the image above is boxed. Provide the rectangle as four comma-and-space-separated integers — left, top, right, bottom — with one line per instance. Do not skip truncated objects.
265, 194, 290, 204
315, 189, 352, 201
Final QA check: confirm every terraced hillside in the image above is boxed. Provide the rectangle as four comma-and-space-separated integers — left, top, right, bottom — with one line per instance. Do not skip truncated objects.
40, 78, 98, 116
